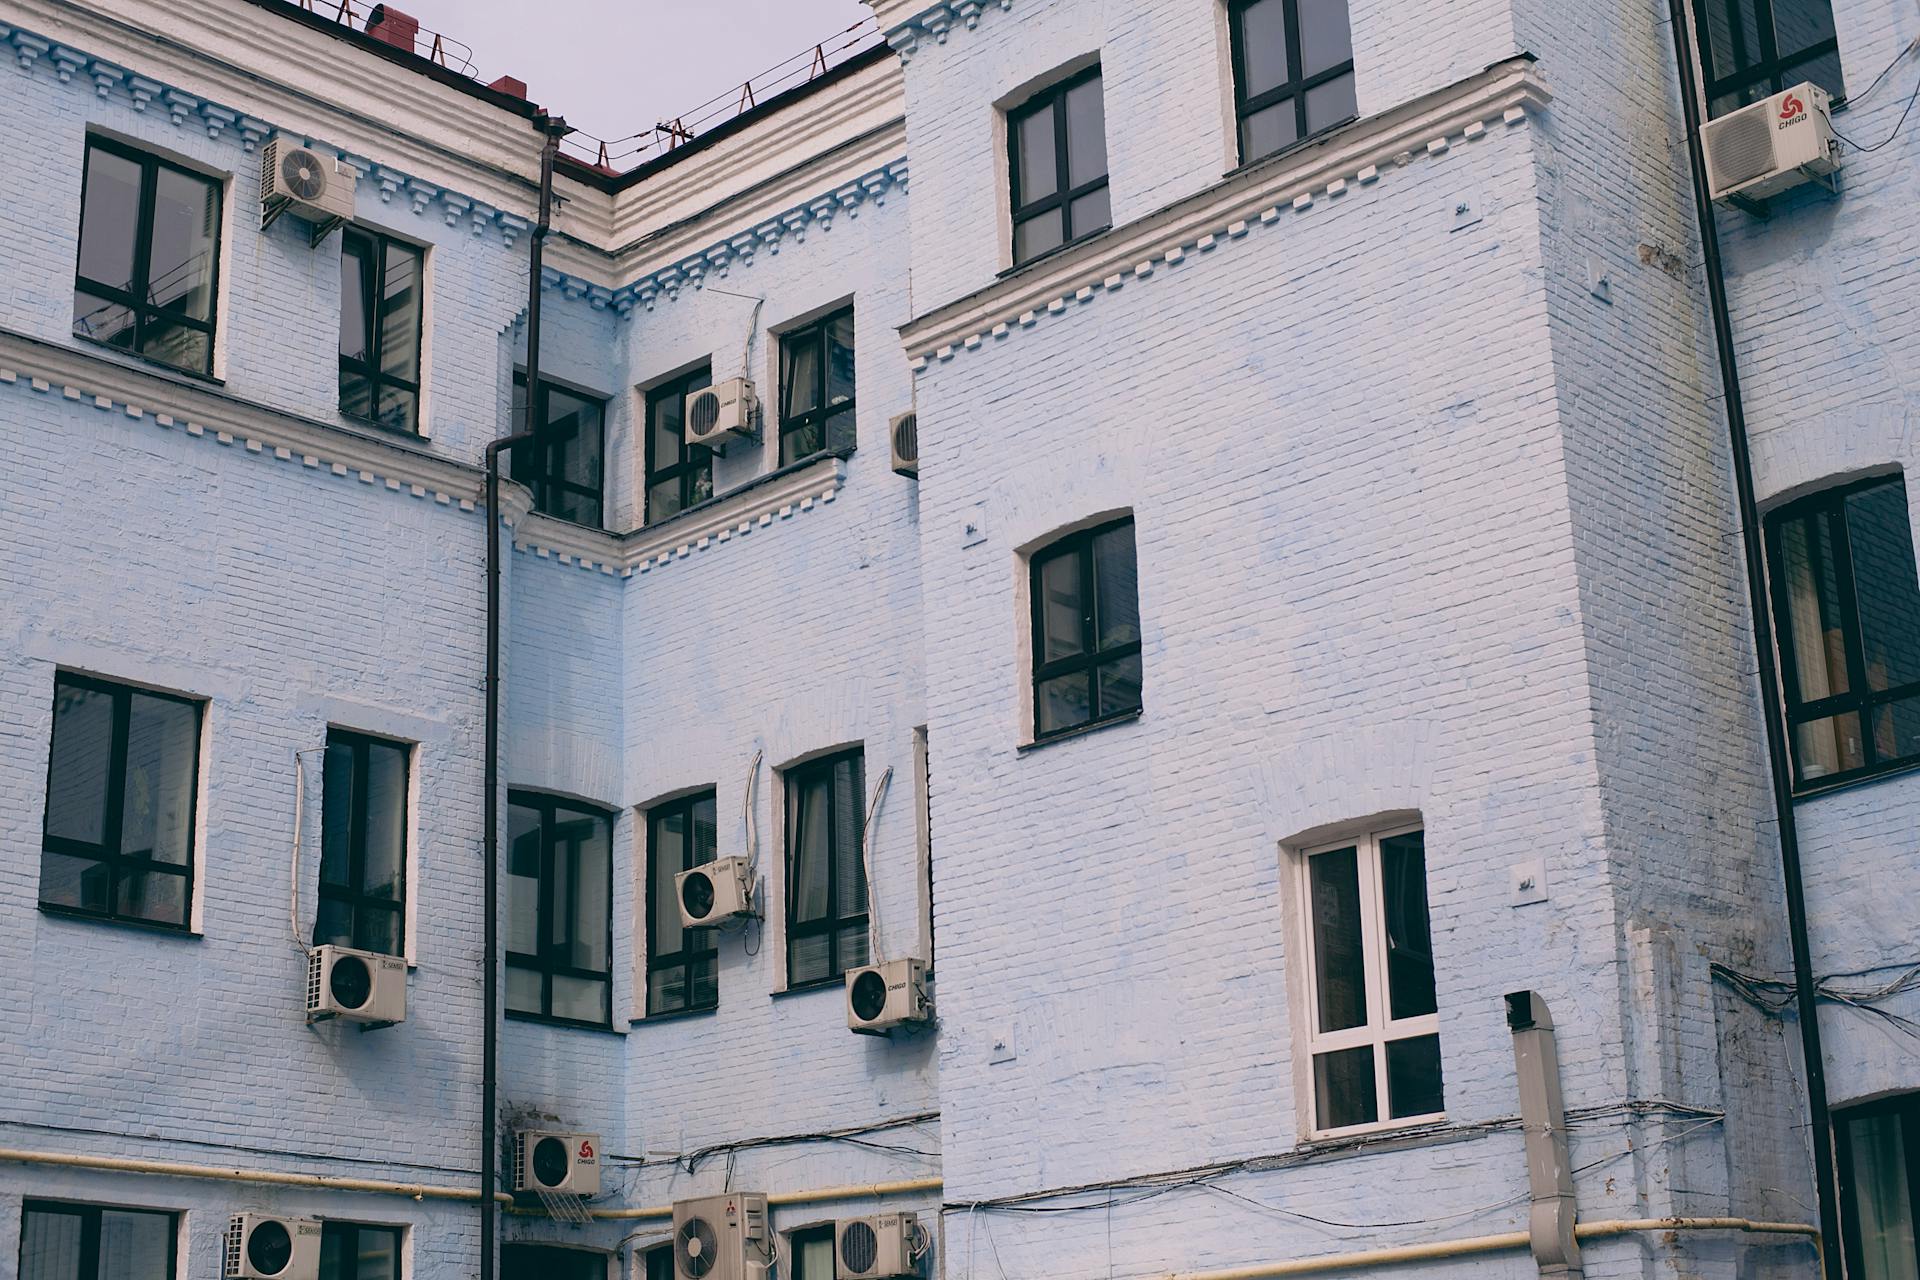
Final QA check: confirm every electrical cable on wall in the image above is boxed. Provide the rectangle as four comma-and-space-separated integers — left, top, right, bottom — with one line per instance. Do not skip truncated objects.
608, 1110, 941, 1173
1823, 34, 1920, 152
743, 749, 766, 957
1714, 958, 1920, 1040
863, 766, 894, 965
287, 745, 326, 953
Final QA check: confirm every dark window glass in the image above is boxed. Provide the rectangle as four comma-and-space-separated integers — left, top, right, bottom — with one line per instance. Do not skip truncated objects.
21, 1202, 176, 1280
645, 1248, 674, 1280
1229, 0, 1357, 164
512, 375, 607, 528
789, 1226, 835, 1280
778, 309, 856, 466
315, 729, 409, 956
73, 137, 221, 375
647, 790, 719, 1016
1766, 475, 1920, 791
1008, 66, 1110, 265
1836, 1096, 1920, 1280
318, 1223, 401, 1280
506, 791, 614, 1026
644, 364, 714, 524
1694, 0, 1843, 116
1308, 847, 1367, 1033
1030, 517, 1143, 739
785, 748, 867, 988
339, 228, 424, 432
41, 673, 200, 930
501, 1246, 604, 1280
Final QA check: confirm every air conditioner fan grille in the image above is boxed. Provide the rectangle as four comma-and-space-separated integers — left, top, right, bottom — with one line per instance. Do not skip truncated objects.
1706, 107, 1777, 191
840, 1220, 880, 1275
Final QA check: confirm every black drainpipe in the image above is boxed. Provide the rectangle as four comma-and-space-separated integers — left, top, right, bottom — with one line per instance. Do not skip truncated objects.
1663, 7, 1842, 1272
482, 108, 569, 1280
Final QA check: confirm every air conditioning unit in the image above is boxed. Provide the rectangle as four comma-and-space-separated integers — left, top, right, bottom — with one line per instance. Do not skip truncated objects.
306, 944, 406, 1026
260, 138, 357, 235
676, 856, 756, 929
685, 378, 758, 452
889, 411, 918, 478
1701, 82, 1840, 203
836, 1213, 921, 1280
225, 1214, 322, 1280
673, 1192, 770, 1280
846, 958, 932, 1036
513, 1129, 601, 1196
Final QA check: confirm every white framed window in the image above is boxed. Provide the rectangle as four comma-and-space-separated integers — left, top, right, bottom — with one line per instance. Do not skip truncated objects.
1295, 824, 1443, 1136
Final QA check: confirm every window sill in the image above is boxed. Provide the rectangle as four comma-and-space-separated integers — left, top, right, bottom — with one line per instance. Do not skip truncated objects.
998, 225, 1114, 280
71, 333, 223, 387
1018, 708, 1142, 754
771, 978, 846, 1000
1227, 114, 1359, 178
339, 410, 423, 440
1792, 756, 1920, 804
506, 1011, 625, 1036
38, 902, 201, 939
635, 445, 855, 537
631, 1004, 720, 1028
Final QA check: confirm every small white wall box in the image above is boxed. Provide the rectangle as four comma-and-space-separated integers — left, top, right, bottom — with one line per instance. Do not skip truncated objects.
672, 1192, 770, 1280
1701, 82, 1840, 202
676, 856, 755, 928
305, 944, 406, 1026
225, 1214, 322, 1280
514, 1129, 602, 1195
835, 1212, 921, 1279
845, 958, 932, 1035
260, 137, 357, 232
684, 378, 758, 451
890, 411, 919, 477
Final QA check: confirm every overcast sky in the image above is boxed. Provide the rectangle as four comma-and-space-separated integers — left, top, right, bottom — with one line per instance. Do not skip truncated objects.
402, 0, 874, 153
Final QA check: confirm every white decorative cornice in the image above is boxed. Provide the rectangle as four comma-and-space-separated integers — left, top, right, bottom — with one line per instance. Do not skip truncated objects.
0, 326, 533, 522
512, 454, 847, 577
901, 58, 1551, 365
867, 0, 1012, 60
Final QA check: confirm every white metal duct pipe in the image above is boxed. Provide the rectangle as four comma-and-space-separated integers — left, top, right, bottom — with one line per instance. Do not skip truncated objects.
1507, 989, 1582, 1277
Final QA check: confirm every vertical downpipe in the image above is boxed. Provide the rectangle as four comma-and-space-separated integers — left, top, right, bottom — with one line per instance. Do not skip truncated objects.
482, 109, 568, 1280
1662, 7, 1843, 1273
1507, 991, 1582, 1278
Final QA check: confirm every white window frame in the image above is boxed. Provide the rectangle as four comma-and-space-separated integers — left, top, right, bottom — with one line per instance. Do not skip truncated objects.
1294, 822, 1442, 1139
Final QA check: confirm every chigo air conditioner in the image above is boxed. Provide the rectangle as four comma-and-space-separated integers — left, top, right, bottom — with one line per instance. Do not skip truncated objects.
889, 411, 918, 478
676, 856, 756, 929
225, 1214, 322, 1280
306, 944, 406, 1027
673, 1192, 770, 1280
260, 137, 357, 237
1701, 81, 1840, 203
684, 378, 758, 452
845, 958, 932, 1036
514, 1129, 602, 1196
835, 1213, 922, 1280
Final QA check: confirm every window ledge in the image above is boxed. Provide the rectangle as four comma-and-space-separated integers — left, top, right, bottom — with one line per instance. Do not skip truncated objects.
1018, 708, 1142, 754
771, 979, 846, 1001
1792, 757, 1920, 804
38, 902, 201, 939
506, 1012, 625, 1036
997, 225, 1115, 280
630, 1004, 720, 1028
71, 333, 224, 387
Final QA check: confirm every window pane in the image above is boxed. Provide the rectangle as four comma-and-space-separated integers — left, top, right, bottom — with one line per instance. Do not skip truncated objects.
1015, 102, 1058, 205
506, 963, 542, 1015
1844, 1109, 1919, 1280
1304, 73, 1358, 133
99, 1209, 173, 1278
1015, 210, 1065, 264
21, 1207, 84, 1280
836, 925, 871, 976
320, 739, 354, 887
1068, 188, 1111, 238
1241, 101, 1300, 162
560, 809, 610, 972
339, 369, 375, 423
354, 905, 399, 956
340, 233, 371, 361
650, 386, 685, 468
827, 311, 856, 407
1385, 1034, 1445, 1119
691, 795, 717, 864
824, 404, 858, 454
550, 392, 604, 491
1846, 482, 1920, 693
147, 165, 218, 319
650, 963, 687, 1016
1871, 696, 1920, 768
39, 850, 111, 914
1705, 0, 1764, 82
118, 865, 187, 926
1035, 672, 1092, 736
1064, 76, 1108, 189
652, 806, 687, 962
314, 896, 354, 949
782, 418, 824, 466
1235, 0, 1291, 98
1037, 549, 1085, 662
1773, 0, 1837, 59
122, 691, 198, 865
552, 973, 607, 1023
1297, 0, 1354, 73
1380, 831, 1436, 1020
790, 932, 830, 987
649, 477, 684, 522
549, 485, 600, 529
1092, 523, 1140, 648
78, 145, 144, 289
73, 290, 137, 347
1313, 1045, 1377, 1130
795, 1231, 835, 1280
379, 241, 422, 381
1796, 711, 1866, 781
834, 755, 866, 920
647, 1247, 676, 1280
689, 956, 718, 1009
46, 681, 115, 846
138, 314, 210, 375
1098, 654, 1143, 718
507, 802, 541, 956
792, 771, 831, 924
376, 384, 417, 434
1778, 507, 1851, 701
782, 331, 821, 419
362, 740, 407, 901
1787, 45, 1845, 101
1308, 846, 1367, 1033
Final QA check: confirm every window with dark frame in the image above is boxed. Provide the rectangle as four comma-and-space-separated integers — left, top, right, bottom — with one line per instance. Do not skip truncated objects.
1837, 1094, 1920, 1280
1029, 517, 1143, 740
20, 1201, 177, 1280
644, 363, 715, 524
316, 729, 409, 957
506, 791, 614, 1027
318, 1222, 402, 1280
644, 1246, 674, 1280
339, 227, 424, 433
784, 748, 868, 989
1008, 65, 1110, 265
1299, 826, 1443, 1136
788, 1226, 836, 1280
1765, 474, 1920, 792
500, 1245, 605, 1280
1692, 0, 1844, 118
511, 375, 608, 528
1228, 0, 1358, 164
778, 309, 856, 466
40, 672, 201, 932
646, 790, 719, 1016
72, 135, 222, 376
